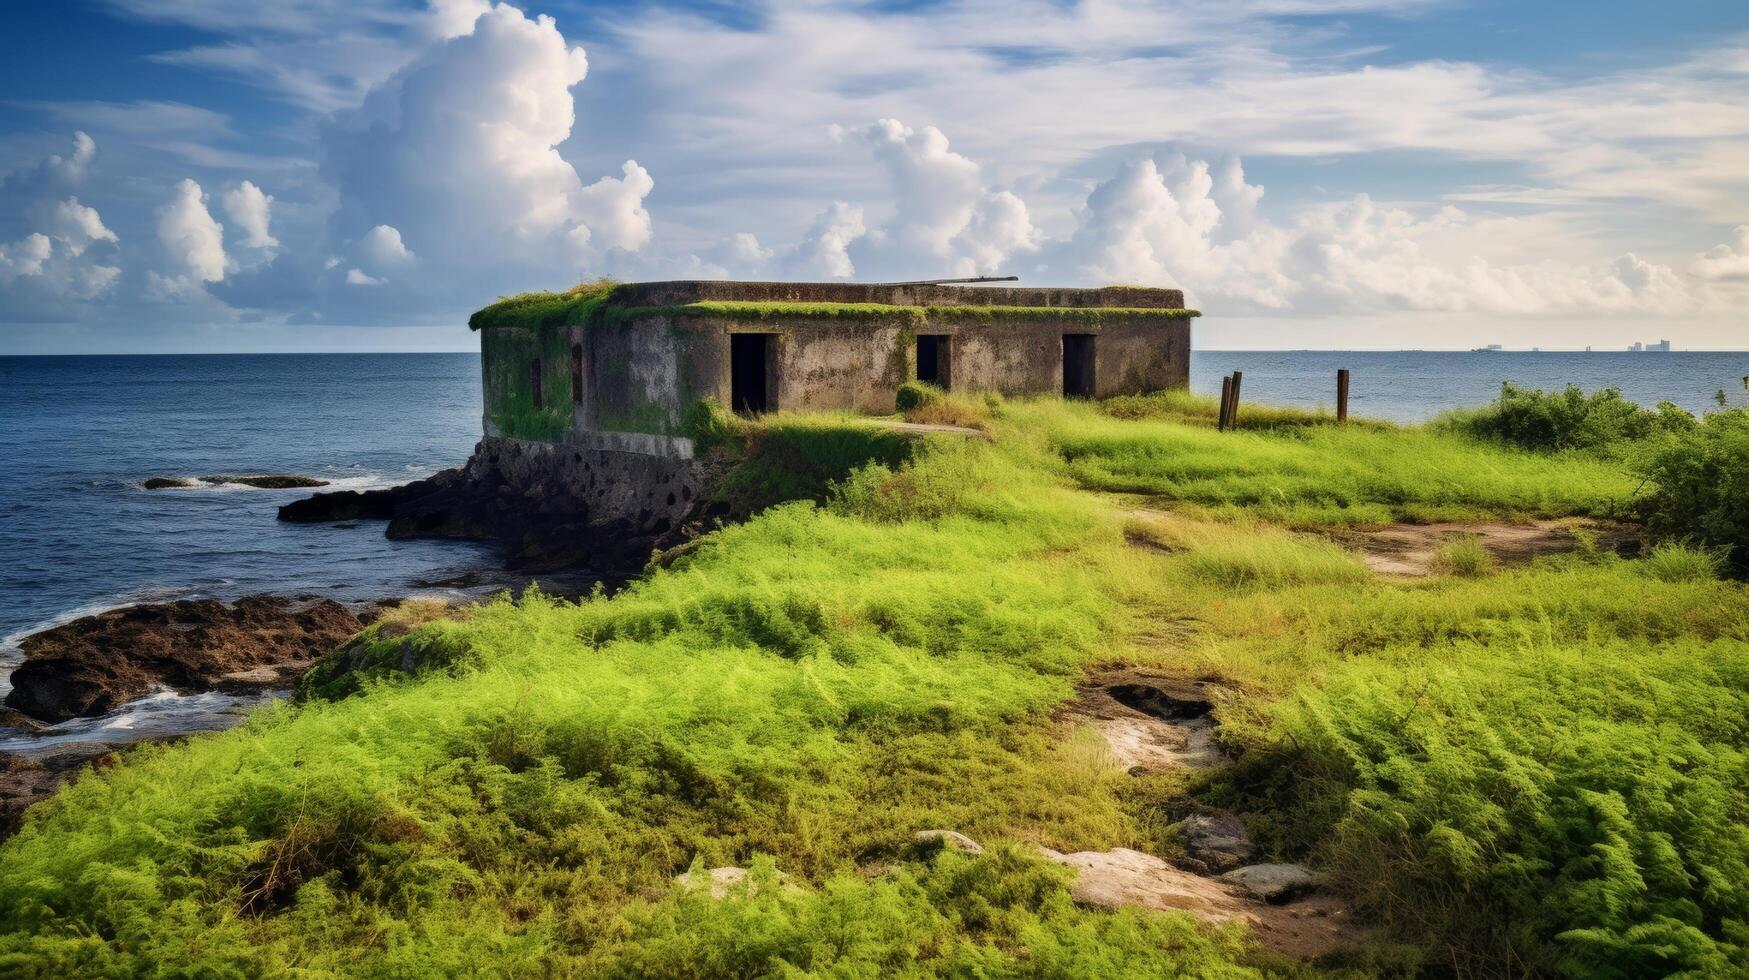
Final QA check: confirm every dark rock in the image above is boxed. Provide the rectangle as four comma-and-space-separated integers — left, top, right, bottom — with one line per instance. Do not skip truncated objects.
1178, 809, 1255, 873
4, 595, 364, 723
280, 438, 732, 576
199, 475, 330, 489
1, 754, 62, 837
142, 477, 197, 489
1219, 863, 1321, 904
0, 709, 47, 732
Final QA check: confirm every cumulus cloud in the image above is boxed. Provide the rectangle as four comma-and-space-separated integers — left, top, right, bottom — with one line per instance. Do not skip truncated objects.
1696, 226, 1749, 282
0, 234, 53, 280
157, 178, 227, 285
44, 197, 118, 256
849, 119, 1037, 278
787, 202, 865, 279
322, 3, 654, 306
0, 133, 121, 311
1050, 156, 1700, 317
221, 181, 277, 249
358, 224, 414, 267
346, 268, 385, 286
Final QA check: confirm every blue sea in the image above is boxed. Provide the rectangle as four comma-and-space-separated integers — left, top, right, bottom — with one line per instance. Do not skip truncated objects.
1, 349, 1746, 747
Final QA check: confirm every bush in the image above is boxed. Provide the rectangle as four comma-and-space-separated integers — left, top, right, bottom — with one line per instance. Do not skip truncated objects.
1430, 535, 1494, 577
1635, 409, 1749, 569
894, 379, 943, 413
1638, 542, 1726, 583
1436, 383, 1695, 452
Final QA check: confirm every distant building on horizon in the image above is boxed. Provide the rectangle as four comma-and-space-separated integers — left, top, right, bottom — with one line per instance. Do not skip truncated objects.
1629, 339, 1673, 352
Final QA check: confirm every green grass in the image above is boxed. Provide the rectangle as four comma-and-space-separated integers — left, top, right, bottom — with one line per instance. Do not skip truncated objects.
2, 396, 1746, 977
1016, 398, 1636, 526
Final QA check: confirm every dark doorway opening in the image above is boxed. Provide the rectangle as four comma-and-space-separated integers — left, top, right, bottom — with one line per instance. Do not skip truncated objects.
570, 344, 584, 404
1062, 334, 1095, 398
916, 334, 950, 388
731, 333, 774, 415
530, 358, 544, 409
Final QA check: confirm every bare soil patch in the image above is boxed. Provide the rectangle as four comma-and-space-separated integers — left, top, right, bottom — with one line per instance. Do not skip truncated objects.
1345, 519, 1637, 577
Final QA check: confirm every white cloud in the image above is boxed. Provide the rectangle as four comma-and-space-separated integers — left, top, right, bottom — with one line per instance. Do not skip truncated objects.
346, 268, 385, 286
1048, 154, 1703, 317
358, 224, 414, 268
787, 202, 865, 279
847, 118, 1037, 278
0, 134, 122, 310
322, 3, 653, 305
0, 233, 53, 280
44, 197, 118, 256
157, 178, 227, 284
1696, 226, 1749, 282
221, 180, 277, 249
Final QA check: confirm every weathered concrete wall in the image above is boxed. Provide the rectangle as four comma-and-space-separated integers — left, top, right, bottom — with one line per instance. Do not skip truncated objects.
468, 435, 719, 543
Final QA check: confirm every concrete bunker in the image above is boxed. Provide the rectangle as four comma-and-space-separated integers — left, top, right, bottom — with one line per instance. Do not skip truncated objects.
470, 279, 1198, 459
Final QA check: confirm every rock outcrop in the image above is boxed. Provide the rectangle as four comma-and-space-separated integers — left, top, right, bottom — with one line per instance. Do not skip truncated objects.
4, 595, 364, 723
280, 437, 728, 573
145, 475, 329, 490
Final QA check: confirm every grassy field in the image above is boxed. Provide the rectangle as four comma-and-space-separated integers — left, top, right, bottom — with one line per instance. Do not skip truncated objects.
1, 393, 1744, 977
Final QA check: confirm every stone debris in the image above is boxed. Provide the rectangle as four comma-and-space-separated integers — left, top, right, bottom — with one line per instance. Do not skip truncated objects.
911, 829, 985, 855
1178, 809, 1255, 873
1037, 845, 1261, 923
1220, 863, 1322, 904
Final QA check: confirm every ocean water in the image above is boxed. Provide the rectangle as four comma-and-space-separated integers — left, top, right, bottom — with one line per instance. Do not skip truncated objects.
2, 349, 1746, 748
1192, 350, 1749, 421
0, 353, 493, 666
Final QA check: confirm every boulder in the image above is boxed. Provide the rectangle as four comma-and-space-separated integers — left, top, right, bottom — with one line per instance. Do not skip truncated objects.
910, 829, 985, 855
199, 475, 329, 489
142, 477, 197, 489
1178, 809, 1254, 872
4, 595, 364, 723
1036, 846, 1259, 924
1219, 863, 1321, 904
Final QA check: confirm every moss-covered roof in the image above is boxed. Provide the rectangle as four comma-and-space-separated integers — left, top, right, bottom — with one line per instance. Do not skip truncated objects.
470, 284, 1200, 331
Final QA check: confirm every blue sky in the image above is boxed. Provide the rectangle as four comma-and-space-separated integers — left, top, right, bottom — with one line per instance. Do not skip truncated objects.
1, 0, 1745, 352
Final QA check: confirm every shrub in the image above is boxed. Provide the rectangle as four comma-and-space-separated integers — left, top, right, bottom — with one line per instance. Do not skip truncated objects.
894, 379, 943, 413
1638, 543, 1727, 583
1436, 383, 1695, 452
1634, 408, 1749, 570
1430, 535, 1494, 577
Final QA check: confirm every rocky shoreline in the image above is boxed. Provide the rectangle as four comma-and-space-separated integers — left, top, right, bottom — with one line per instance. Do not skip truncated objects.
0, 595, 370, 836
278, 437, 730, 574
3, 438, 724, 838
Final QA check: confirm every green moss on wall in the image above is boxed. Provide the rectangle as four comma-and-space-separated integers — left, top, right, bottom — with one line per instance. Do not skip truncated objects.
612, 301, 1201, 326
481, 323, 574, 441
469, 279, 621, 331
470, 292, 1201, 333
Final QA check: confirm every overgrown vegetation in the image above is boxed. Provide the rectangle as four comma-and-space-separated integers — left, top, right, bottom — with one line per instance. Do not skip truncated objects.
3, 389, 1746, 977
1434, 382, 1696, 452
1634, 408, 1749, 569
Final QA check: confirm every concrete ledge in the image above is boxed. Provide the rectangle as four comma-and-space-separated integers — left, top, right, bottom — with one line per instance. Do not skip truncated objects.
610, 280, 1185, 310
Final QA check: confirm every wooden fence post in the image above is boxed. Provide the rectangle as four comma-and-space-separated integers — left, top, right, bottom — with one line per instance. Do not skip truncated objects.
1228, 371, 1243, 429
1218, 375, 1232, 431
1337, 368, 1350, 424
